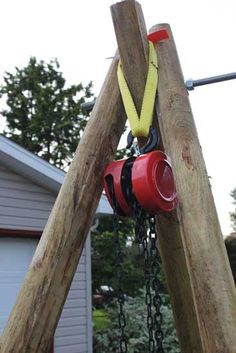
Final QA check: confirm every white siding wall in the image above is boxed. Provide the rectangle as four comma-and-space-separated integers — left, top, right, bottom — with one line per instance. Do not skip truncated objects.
0, 165, 55, 231
0, 163, 92, 353
55, 238, 92, 353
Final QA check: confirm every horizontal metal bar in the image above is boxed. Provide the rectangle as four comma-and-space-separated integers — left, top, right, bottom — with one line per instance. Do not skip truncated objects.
81, 100, 96, 113
186, 72, 236, 90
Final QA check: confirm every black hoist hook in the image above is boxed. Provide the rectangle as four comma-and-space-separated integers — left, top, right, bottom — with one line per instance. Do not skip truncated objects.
126, 127, 159, 154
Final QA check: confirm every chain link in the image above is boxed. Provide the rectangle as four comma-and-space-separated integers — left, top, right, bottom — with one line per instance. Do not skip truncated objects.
134, 202, 164, 353
134, 204, 155, 352
110, 180, 164, 352
111, 183, 128, 353
148, 215, 164, 353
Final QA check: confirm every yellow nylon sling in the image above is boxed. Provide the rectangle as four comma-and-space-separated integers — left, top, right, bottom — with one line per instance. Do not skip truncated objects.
117, 41, 158, 138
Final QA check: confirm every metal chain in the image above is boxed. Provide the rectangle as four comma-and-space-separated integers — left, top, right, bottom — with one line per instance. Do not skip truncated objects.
134, 202, 164, 353
110, 182, 164, 352
134, 203, 155, 352
111, 184, 128, 353
148, 215, 164, 353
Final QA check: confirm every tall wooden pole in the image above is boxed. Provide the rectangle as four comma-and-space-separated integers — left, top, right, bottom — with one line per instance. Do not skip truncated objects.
111, 1, 236, 353
151, 23, 236, 353
111, 0, 149, 148
111, 8, 196, 349
0, 57, 126, 353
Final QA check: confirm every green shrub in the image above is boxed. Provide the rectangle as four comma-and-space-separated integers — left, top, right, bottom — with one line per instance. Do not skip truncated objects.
93, 308, 110, 332
93, 290, 180, 353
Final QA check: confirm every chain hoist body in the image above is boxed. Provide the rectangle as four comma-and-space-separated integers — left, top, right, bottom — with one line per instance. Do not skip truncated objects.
104, 149, 177, 216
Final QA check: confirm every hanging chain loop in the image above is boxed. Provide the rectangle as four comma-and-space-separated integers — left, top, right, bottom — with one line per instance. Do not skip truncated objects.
111, 183, 128, 353
148, 215, 164, 352
134, 202, 165, 353
111, 184, 164, 352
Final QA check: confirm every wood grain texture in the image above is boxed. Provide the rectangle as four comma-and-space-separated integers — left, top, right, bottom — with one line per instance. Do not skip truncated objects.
0, 56, 126, 353
152, 23, 236, 353
111, 0, 149, 148
156, 212, 204, 353
111, 0, 148, 114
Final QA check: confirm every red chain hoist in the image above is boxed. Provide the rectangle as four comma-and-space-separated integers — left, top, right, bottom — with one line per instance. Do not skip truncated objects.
103, 30, 178, 353
104, 129, 177, 216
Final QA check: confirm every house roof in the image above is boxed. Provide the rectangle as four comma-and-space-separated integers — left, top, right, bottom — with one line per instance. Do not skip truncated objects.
0, 135, 112, 216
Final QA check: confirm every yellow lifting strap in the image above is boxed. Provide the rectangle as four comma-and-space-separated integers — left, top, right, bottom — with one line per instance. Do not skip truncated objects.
117, 41, 158, 138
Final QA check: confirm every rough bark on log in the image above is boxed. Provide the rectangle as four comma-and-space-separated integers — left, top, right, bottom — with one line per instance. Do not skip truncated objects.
152, 22, 236, 353
0, 56, 126, 353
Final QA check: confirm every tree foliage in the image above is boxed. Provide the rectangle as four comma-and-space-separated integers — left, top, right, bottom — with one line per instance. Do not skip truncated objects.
0, 57, 93, 168
225, 234, 236, 283
93, 291, 180, 353
92, 216, 145, 297
225, 189, 236, 285
92, 207, 167, 298
230, 188, 236, 232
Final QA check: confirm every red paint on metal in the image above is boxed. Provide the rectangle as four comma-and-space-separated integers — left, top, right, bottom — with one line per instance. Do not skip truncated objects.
103, 159, 133, 216
104, 151, 177, 215
132, 151, 177, 213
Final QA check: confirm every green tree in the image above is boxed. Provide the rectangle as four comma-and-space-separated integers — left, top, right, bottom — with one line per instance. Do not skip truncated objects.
225, 235, 236, 283
225, 189, 236, 284
230, 188, 236, 232
92, 216, 145, 297
0, 57, 93, 168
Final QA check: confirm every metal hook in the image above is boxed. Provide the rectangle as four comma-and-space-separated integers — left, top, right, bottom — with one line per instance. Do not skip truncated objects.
126, 130, 135, 149
126, 128, 158, 155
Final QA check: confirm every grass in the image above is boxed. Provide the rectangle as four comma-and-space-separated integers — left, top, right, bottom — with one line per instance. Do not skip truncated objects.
93, 308, 110, 331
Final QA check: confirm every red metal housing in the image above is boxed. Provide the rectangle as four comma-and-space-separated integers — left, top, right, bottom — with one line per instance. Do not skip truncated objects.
103, 151, 177, 216
132, 151, 177, 213
103, 158, 133, 216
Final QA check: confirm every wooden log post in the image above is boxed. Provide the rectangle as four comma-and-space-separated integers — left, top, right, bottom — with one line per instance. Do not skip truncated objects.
111, 2, 203, 352
111, 1, 236, 353
111, 0, 151, 148
0, 57, 126, 352
151, 23, 236, 353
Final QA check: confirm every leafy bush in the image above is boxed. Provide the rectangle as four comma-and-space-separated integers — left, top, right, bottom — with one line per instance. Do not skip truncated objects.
93, 290, 180, 353
93, 309, 110, 331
